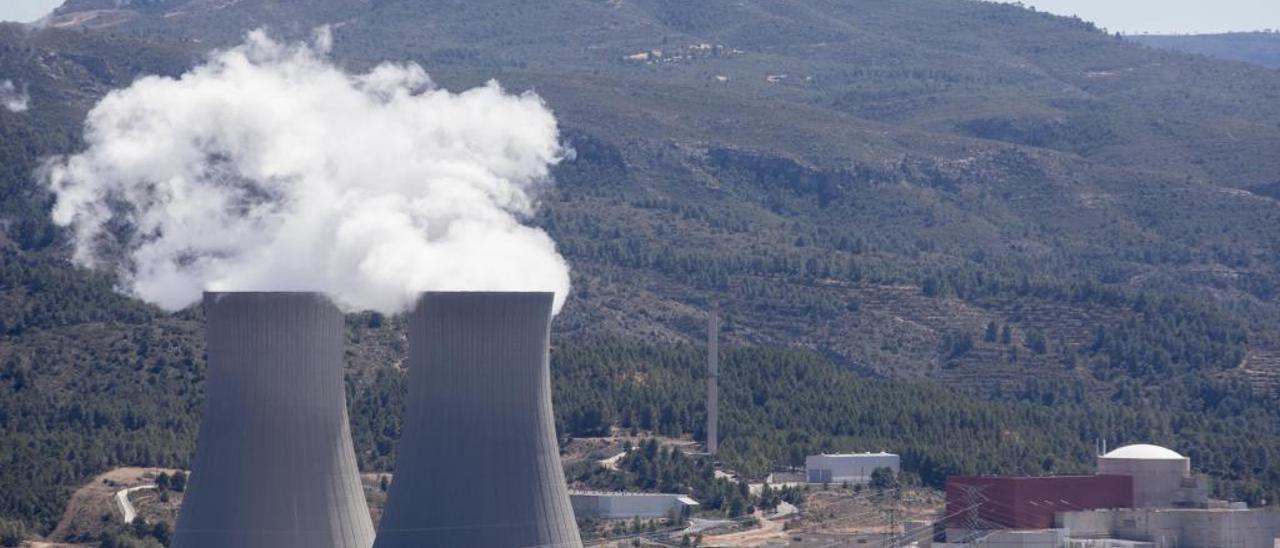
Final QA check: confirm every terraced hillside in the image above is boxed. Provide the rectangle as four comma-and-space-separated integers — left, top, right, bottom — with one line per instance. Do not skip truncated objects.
20, 0, 1280, 371
1237, 348, 1280, 398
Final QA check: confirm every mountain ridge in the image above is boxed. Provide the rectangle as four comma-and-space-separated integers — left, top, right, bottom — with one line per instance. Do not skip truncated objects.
1129, 32, 1280, 69
11, 0, 1280, 429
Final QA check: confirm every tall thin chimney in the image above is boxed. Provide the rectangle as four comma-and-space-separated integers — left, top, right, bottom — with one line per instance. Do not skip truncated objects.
707, 306, 719, 457
375, 292, 582, 548
174, 292, 374, 548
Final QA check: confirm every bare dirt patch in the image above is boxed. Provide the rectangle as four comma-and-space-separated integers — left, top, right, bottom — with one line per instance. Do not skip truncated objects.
48, 467, 182, 544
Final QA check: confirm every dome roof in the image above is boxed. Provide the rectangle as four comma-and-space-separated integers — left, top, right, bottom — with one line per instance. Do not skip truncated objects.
1101, 444, 1184, 460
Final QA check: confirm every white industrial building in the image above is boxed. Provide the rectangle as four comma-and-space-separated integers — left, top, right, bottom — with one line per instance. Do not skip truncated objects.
568, 491, 699, 519
805, 452, 900, 484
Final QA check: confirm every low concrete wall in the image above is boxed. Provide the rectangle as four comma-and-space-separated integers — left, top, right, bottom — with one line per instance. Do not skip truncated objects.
940, 529, 1067, 548
1058, 511, 1116, 538
570, 492, 697, 519
1061, 508, 1280, 548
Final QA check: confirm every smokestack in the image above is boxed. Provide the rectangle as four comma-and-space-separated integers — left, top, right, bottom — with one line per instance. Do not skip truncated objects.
173, 292, 374, 548
375, 292, 582, 548
707, 306, 719, 457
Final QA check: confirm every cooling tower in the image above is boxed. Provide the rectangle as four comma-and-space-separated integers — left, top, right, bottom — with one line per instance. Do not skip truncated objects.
173, 292, 374, 548
375, 291, 583, 548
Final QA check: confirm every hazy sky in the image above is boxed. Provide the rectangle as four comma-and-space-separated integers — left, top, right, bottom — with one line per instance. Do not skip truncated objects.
0, 0, 63, 23
1001, 0, 1280, 34
2, 0, 1279, 32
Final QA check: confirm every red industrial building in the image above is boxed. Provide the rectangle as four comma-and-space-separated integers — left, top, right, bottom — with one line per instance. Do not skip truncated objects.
946, 475, 1134, 530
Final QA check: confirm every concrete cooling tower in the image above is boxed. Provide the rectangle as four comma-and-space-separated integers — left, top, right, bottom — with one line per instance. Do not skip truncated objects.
375, 292, 583, 548
173, 292, 374, 548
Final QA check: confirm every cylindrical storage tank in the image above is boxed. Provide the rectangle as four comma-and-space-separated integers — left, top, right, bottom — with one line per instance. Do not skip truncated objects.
375, 292, 582, 548
173, 292, 374, 548
1097, 444, 1190, 508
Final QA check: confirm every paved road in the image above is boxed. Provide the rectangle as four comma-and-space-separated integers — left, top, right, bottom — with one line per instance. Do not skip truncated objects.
114, 485, 156, 523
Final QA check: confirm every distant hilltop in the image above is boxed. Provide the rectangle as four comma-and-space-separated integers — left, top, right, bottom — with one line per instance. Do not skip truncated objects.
1129, 31, 1280, 69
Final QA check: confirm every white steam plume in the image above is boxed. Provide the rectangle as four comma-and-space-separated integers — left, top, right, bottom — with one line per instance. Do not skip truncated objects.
44, 30, 571, 314
1, 80, 29, 112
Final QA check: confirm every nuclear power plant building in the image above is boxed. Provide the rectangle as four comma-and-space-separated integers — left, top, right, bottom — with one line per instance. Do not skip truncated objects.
940, 444, 1280, 548
1096, 444, 1207, 508
375, 292, 583, 548
172, 292, 375, 548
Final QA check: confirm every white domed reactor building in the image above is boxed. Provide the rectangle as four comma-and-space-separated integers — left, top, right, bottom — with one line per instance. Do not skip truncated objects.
1097, 444, 1206, 508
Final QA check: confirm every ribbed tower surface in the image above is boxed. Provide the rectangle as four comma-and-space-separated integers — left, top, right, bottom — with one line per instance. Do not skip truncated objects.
375, 292, 583, 548
173, 292, 374, 548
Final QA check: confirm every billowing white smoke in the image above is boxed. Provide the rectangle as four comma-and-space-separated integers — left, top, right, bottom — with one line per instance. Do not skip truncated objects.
44, 30, 571, 314
1, 80, 28, 112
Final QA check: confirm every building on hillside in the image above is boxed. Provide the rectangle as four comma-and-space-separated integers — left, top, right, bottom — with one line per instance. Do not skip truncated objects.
569, 491, 699, 519
805, 452, 900, 484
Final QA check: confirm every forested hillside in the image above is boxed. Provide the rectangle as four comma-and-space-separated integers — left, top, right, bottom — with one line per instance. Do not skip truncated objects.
3, 0, 1280, 538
